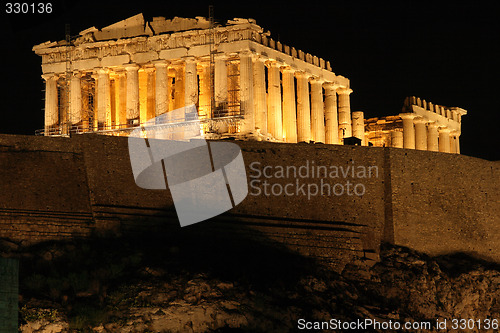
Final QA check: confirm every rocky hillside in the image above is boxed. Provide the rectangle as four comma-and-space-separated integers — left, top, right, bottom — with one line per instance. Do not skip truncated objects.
2, 228, 500, 332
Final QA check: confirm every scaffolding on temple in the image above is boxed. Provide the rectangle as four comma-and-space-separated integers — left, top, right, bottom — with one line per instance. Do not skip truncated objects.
36, 19, 243, 137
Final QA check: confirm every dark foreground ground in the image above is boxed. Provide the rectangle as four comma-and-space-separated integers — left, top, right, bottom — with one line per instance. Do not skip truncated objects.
2, 224, 500, 332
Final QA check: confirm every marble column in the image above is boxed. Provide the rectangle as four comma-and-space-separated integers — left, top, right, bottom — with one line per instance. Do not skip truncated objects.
438, 127, 451, 153
351, 111, 365, 144
427, 122, 439, 152
184, 57, 198, 108
281, 67, 297, 143
391, 130, 403, 148
113, 72, 127, 129
310, 78, 325, 143
295, 71, 311, 143
146, 67, 156, 121
198, 62, 211, 119
214, 54, 228, 113
70, 71, 82, 126
139, 69, 148, 123
399, 113, 416, 149
173, 64, 185, 111
239, 51, 255, 133
337, 87, 353, 140
267, 61, 282, 140
198, 61, 211, 119
42, 74, 58, 135
324, 83, 339, 145
97, 68, 111, 128
253, 56, 267, 134
155, 61, 169, 117
125, 64, 140, 125
414, 117, 427, 151
455, 133, 461, 154
450, 132, 457, 154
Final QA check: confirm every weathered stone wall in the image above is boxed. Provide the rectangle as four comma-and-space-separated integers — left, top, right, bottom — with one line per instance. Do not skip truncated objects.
389, 148, 500, 261
0, 135, 94, 243
0, 134, 498, 271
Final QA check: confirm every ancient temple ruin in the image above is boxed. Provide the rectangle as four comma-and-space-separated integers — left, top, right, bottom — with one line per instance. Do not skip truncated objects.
365, 96, 467, 153
33, 13, 466, 153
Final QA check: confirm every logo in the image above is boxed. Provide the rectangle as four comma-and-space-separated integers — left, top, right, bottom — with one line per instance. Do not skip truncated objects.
128, 105, 248, 227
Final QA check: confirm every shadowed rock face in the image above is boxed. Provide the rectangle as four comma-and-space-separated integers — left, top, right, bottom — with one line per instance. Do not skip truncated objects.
7, 235, 500, 332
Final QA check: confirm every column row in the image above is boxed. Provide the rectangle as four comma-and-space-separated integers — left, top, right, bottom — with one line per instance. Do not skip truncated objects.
42, 59, 208, 134
396, 113, 460, 153
42, 53, 355, 144
249, 56, 354, 144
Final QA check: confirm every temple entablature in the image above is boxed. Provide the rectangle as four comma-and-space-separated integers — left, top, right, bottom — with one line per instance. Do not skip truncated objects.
32, 13, 347, 86
402, 96, 466, 133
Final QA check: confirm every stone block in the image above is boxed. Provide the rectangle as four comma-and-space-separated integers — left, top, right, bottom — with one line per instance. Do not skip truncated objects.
159, 48, 188, 60
298, 50, 305, 61
132, 51, 159, 64
102, 54, 130, 67
72, 58, 101, 71
326, 61, 332, 71
42, 62, 66, 74
276, 41, 282, 52
269, 38, 275, 49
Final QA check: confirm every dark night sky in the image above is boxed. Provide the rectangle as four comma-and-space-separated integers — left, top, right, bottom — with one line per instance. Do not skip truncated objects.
1, 1, 498, 160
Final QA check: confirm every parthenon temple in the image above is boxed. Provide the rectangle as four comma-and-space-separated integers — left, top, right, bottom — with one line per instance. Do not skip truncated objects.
33, 13, 466, 153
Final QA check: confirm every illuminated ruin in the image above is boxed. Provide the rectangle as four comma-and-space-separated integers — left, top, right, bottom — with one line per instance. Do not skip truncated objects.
365, 96, 466, 153
33, 14, 466, 153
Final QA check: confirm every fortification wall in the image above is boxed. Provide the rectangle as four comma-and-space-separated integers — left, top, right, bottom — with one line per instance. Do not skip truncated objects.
0, 134, 498, 270
0, 135, 94, 243
389, 148, 500, 261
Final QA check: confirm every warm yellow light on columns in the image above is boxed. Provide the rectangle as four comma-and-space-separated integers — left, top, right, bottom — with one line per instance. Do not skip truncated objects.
139, 68, 148, 124
42, 73, 58, 135
70, 71, 82, 125
146, 67, 155, 122
438, 127, 451, 153
184, 57, 198, 110
414, 117, 427, 151
173, 63, 185, 110
125, 64, 140, 125
281, 66, 297, 143
198, 62, 211, 119
97, 68, 111, 128
310, 78, 325, 143
399, 113, 416, 149
337, 87, 353, 141
351, 111, 365, 144
239, 51, 255, 133
324, 83, 340, 145
455, 133, 461, 154
267, 61, 283, 140
253, 56, 267, 134
450, 131, 458, 154
391, 130, 403, 148
214, 54, 228, 113
295, 71, 311, 143
427, 122, 439, 152
154, 61, 169, 117
113, 72, 127, 129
